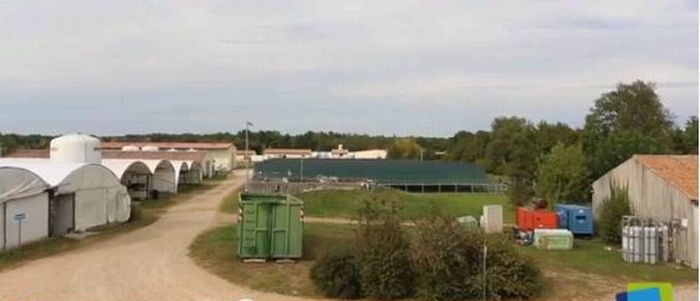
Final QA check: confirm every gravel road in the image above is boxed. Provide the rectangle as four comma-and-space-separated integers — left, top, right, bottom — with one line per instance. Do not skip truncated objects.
0, 173, 309, 301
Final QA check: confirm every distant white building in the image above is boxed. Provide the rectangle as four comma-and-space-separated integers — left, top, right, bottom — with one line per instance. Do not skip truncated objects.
352, 149, 388, 159
263, 148, 313, 159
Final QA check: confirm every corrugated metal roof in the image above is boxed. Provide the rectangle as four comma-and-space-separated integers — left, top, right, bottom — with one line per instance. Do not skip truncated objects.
101, 141, 233, 150
6, 149, 208, 164
263, 148, 313, 155
634, 155, 698, 201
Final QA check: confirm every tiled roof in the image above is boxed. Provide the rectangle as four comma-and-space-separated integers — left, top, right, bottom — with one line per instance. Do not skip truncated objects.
264, 148, 312, 155
635, 155, 698, 201
237, 150, 257, 156
5, 149, 209, 164
101, 141, 233, 150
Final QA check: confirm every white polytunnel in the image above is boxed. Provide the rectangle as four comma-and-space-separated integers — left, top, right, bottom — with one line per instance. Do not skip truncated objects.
142, 159, 177, 194
102, 159, 177, 197
171, 160, 202, 186
0, 159, 131, 250
0, 166, 51, 250
101, 159, 152, 201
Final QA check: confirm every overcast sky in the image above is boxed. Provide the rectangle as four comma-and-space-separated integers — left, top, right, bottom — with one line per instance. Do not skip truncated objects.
0, 0, 697, 137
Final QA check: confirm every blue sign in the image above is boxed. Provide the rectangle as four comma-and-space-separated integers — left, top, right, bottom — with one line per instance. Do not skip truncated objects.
14, 213, 26, 221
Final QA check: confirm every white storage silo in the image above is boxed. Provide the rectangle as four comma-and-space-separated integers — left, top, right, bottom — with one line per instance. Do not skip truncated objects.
50, 133, 102, 164
142, 145, 159, 152
122, 145, 140, 152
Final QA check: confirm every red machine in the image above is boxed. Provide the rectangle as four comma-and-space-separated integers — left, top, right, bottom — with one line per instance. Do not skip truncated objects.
516, 206, 559, 231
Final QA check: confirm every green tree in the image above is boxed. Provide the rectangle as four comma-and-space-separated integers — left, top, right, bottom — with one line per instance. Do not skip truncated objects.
582, 80, 675, 182
598, 182, 633, 244
387, 138, 423, 159
485, 117, 538, 180
535, 142, 589, 205
673, 116, 698, 154
533, 121, 579, 154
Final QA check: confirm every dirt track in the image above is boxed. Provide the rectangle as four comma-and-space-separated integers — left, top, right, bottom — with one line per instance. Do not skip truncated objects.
1, 173, 696, 301
0, 173, 310, 301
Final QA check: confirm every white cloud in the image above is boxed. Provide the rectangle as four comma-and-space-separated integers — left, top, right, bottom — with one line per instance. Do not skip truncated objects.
0, 0, 696, 136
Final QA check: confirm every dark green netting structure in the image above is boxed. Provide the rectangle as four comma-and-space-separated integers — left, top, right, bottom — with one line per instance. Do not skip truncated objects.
253, 159, 490, 185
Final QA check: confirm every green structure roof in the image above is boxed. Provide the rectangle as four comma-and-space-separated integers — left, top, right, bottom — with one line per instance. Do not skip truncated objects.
254, 159, 490, 184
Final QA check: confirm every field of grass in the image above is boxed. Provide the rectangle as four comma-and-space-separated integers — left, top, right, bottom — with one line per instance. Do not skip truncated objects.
296, 188, 515, 223
189, 223, 356, 297
0, 181, 219, 271
218, 188, 241, 214
520, 239, 698, 284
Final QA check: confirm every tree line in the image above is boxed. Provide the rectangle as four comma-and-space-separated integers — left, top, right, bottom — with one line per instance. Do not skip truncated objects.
1, 80, 697, 203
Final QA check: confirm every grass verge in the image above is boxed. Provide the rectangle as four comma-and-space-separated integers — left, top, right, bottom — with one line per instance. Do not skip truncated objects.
189, 223, 356, 297
520, 239, 698, 284
296, 188, 514, 222
218, 188, 241, 214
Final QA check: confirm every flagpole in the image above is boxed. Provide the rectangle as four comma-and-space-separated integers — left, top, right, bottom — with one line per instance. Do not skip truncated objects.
245, 121, 250, 192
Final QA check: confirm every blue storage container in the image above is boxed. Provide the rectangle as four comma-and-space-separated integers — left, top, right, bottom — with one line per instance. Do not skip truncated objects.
554, 204, 594, 236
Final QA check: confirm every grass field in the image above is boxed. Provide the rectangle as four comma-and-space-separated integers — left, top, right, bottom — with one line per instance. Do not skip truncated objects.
296, 188, 515, 222
0, 182, 218, 271
521, 239, 698, 284
189, 223, 356, 297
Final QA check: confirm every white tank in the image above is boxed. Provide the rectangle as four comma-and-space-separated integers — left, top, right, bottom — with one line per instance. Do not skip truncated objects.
167, 148, 177, 152
186, 148, 196, 152
122, 145, 140, 152
142, 145, 159, 152
50, 133, 102, 164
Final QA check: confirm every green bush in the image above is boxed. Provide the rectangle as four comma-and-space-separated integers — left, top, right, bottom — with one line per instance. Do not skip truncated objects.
414, 211, 544, 301
310, 247, 363, 299
413, 214, 475, 301
469, 233, 545, 299
356, 201, 416, 299
598, 182, 633, 244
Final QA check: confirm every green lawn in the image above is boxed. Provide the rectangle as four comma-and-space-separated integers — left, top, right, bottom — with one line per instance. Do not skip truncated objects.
189, 223, 356, 297
295, 188, 514, 222
520, 239, 698, 284
218, 188, 241, 214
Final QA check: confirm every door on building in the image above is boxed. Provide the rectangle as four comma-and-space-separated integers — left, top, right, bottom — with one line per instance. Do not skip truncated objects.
49, 194, 75, 237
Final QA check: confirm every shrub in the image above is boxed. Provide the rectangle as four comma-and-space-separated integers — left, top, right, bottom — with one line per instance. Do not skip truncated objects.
356, 200, 416, 299
413, 213, 476, 301
414, 211, 544, 301
598, 182, 633, 244
469, 233, 545, 299
310, 247, 363, 299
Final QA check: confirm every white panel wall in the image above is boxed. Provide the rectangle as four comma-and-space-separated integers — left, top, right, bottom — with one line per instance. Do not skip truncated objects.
4, 193, 49, 250
74, 189, 108, 231
0, 203, 4, 250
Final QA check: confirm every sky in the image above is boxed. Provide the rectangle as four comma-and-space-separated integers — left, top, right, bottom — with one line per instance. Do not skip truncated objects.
0, 0, 697, 137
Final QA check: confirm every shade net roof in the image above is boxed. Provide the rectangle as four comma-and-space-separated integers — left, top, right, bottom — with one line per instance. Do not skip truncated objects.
254, 159, 490, 184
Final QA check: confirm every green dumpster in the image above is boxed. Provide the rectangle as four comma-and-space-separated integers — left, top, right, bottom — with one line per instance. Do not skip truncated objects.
237, 193, 304, 260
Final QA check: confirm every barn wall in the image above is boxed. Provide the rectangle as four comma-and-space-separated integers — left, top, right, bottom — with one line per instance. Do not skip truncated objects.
592, 157, 698, 268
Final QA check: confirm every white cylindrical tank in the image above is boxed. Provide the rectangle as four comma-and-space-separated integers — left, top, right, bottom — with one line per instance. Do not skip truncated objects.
122, 145, 140, 152
50, 133, 102, 164
142, 145, 159, 152
167, 148, 177, 152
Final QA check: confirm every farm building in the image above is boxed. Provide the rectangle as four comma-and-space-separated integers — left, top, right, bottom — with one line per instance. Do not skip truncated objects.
352, 149, 388, 159
254, 158, 493, 192
101, 141, 234, 173
101, 159, 178, 200
592, 155, 698, 268
6, 149, 207, 181
263, 148, 313, 159
0, 160, 131, 250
